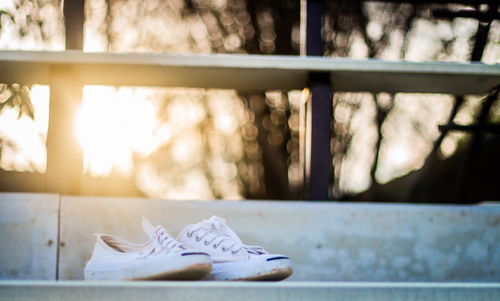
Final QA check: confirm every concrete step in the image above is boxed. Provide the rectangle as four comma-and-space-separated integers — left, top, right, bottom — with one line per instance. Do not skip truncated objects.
2, 193, 500, 282
1, 281, 500, 301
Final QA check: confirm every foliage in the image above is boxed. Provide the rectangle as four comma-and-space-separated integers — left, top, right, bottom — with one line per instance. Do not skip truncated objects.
0, 9, 15, 30
1, 0, 499, 200
0, 3, 38, 119
0, 84, 34, 119
0, 83, 35, 166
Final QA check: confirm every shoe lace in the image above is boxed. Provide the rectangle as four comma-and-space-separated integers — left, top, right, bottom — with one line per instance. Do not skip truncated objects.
142, 218, 186, 256
153, 226, 187, 253
245, 245, 268, 255
187, 216, 266, 255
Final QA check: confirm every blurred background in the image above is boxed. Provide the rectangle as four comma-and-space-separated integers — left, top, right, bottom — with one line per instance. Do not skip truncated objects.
0, 0, 499, 202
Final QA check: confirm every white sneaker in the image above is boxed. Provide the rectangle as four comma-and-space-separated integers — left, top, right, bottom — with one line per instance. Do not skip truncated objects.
84, 218, 212, 280
177, 216, 293, 281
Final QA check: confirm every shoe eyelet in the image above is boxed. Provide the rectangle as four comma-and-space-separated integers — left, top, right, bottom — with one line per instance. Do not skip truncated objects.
186, 232, 192, 238
204, 241, 209, 246
195, 236, 201, 242
232, 250, 238, 255
222, 247, 227, 252
213, 244, 218, 249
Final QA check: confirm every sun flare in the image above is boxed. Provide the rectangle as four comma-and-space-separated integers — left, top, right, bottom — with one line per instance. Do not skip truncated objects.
76, 86, 157, 177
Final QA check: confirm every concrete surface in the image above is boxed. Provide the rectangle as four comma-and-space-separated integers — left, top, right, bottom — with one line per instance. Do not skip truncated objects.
1, 281, 500, 301
1, 193, 499, 282
1, 50, 500, 94
0, 193, 59, 280
58, 196, 500, 281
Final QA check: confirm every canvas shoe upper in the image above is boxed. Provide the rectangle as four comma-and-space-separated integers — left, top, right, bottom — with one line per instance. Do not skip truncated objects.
177, 215, 293, 281
84, 218, 211, 280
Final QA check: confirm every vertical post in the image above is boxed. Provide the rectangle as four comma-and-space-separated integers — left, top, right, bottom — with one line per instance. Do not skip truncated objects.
45, 0, 84, 194
300, 0, 332, 200
308, 73, 332, 200
64, 0, 85, 50
46, 66, 83, 195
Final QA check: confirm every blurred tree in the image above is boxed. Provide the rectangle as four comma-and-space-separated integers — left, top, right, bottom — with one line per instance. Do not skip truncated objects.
179, 0, 300, 198
0, 7, 36, 162
0, 9, 15, 29
0, 84, 34, 119
69, 0, 500, 201
323, 2, 422, 196
2, 0, 498, 201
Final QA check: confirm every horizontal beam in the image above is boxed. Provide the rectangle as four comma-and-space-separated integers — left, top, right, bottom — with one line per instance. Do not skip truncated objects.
1, 50, 499, 94
0, 170, 46, 193
1, 281, 500, 301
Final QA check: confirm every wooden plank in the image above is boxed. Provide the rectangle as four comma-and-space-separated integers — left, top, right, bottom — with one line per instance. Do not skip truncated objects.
1, 281, 500, 301
59, 196, 500, 281
0, 50, 499, 93
0, 193, 59, 280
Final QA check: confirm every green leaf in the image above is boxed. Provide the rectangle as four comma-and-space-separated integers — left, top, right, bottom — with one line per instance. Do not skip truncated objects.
0, 84, 7, 94
20, 86, 34, 119
12, 94, 21, 107
0, 10, 15, 24
0, 99, 7, 112
4, 94, 15, 108
0, 84, 35, 119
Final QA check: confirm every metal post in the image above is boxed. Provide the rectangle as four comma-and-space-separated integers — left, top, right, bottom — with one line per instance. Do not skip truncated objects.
300, 0, 332, 200
64, 0, 85, 50
433, 1, 499, 203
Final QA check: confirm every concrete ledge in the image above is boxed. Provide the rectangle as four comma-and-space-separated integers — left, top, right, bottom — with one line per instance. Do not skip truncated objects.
1, 281, 500, 301
1, 193, 499, 281
0, 193, 59, 280
59, 196, 500, 281
1, 50, 499, 93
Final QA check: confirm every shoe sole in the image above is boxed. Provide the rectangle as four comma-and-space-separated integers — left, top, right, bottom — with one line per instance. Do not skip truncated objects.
85, 254, 212, 281
232, 267, 293, 281
208, 258, 293, 281
134, 262, 212, 281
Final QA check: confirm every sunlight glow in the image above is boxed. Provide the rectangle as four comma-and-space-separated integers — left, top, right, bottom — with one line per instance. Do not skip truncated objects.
386, 144, 411, 168
0, 85, 49, 172
76, 86, 157, 176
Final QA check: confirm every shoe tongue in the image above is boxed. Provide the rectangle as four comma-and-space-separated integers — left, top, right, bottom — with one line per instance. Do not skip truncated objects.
142, 218, 171, 240
142, 217, 156, 239
207, 216, 226, 229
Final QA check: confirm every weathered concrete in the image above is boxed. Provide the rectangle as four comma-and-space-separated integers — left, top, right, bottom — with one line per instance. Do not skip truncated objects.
2, 50, 500, 94
58, 196, 500, 281
1, 281, 500, 301
0, 193, 59, 280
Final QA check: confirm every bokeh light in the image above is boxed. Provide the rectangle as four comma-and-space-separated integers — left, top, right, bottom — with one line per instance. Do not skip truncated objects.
0, 0, 498, 200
